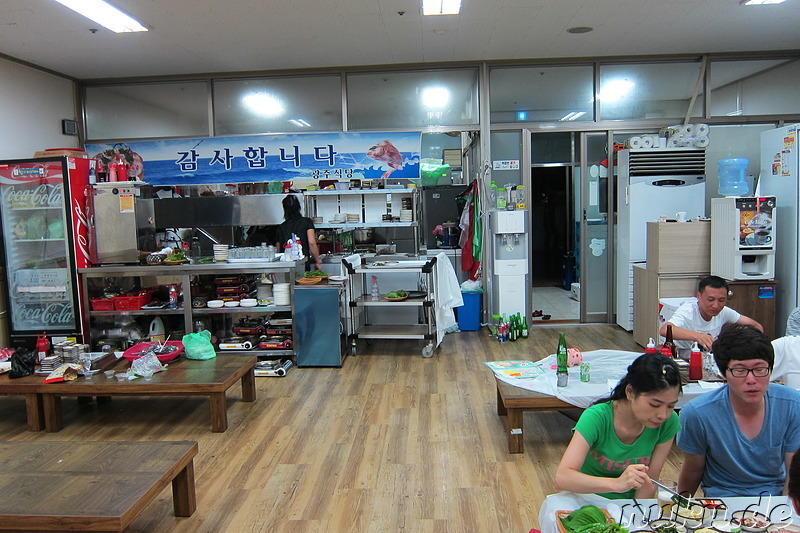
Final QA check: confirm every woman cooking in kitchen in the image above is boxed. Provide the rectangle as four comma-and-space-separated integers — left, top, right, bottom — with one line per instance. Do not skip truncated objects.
554, 353, 683, 499
276, 194, 322, 271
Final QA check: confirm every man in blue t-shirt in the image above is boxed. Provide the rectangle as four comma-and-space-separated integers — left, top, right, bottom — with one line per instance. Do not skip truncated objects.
677, 324, 800, 497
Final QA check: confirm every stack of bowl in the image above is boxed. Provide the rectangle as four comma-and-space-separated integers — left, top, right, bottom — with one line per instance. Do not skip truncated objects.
273, 283, 291, 306
213, 244, 229, 262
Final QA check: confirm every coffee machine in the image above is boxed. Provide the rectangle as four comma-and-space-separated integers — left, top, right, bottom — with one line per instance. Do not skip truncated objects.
489, 210, 529, 318
711, 196, 776, 280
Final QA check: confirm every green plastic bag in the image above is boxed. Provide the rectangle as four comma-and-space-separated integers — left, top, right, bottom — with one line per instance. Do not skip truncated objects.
182, 330, 217, 360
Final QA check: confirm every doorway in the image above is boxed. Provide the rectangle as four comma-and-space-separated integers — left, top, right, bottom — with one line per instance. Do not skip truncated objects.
528, 131, 614, 324
530, 132, 579, 322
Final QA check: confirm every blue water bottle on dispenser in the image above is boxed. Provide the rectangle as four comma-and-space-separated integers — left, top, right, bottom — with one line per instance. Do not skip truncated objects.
718, 158, 750, 196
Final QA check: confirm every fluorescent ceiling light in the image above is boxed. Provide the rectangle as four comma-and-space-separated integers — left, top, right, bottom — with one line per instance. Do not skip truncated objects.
421, 87, 450, 109
560, 111, 587, 121
423, 0, 461, 16
243, 93, 285, 117
52, 0, 148, 33
740, 0, 785, 4
288, 119, 311, 127
599, 79, 634, 102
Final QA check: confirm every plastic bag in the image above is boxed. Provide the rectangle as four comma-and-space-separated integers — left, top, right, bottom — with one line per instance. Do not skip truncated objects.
182, 330, 217, 360
131, 353, 165, 378
9, 348, 36, 379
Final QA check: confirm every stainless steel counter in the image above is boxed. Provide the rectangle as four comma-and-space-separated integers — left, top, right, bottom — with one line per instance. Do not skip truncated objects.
78, 261, 302, 276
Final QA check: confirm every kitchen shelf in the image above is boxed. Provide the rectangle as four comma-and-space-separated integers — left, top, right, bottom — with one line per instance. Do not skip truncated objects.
78, 262, 300, 359
304, 188, 420, 255
304, 188, 413, 195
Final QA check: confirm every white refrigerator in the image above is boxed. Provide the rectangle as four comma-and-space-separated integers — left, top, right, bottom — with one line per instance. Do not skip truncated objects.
759, 123, 799, 336
615, 149, 706, 330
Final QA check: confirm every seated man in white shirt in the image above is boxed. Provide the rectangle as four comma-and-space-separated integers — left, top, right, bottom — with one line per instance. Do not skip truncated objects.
773, 335, 800, 389
659, 275, 763, 359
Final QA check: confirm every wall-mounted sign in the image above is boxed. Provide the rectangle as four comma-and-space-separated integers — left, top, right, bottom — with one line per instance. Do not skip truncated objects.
492, 160, 519, 170
86, 132, 421, 186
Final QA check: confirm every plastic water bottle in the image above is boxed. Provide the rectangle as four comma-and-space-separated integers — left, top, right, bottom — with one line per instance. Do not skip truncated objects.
489, 181, 497, 208
371, 276, 380, 301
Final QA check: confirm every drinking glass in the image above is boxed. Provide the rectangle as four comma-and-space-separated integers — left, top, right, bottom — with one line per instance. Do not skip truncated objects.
657, 479, 678, 516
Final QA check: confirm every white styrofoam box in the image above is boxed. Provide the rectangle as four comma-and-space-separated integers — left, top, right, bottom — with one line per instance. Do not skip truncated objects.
570, 282, 580, 302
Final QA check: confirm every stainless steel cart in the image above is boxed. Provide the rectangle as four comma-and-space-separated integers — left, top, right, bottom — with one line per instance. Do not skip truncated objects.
342, 256, 437, 358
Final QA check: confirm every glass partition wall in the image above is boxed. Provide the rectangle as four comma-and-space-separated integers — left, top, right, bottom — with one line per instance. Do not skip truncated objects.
80, 52, 800, 326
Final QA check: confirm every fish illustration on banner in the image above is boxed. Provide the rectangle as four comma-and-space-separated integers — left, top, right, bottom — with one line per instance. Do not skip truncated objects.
86, 132, 421, 186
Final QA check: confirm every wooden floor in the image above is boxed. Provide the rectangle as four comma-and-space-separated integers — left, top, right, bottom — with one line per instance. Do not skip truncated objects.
0, 325, 684, 532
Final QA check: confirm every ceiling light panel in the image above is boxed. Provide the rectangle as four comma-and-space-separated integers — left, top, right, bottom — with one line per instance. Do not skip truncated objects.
423, 0, 462, 16
52, 0, 148, 33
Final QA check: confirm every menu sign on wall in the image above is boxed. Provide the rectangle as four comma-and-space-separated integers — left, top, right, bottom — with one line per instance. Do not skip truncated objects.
86, 132, 422, 186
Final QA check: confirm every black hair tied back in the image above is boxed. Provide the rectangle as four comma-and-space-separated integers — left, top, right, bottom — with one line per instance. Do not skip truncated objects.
596, 353, 682, 405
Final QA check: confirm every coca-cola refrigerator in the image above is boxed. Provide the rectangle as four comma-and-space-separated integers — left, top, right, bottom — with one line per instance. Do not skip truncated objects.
0, 156, 91, 346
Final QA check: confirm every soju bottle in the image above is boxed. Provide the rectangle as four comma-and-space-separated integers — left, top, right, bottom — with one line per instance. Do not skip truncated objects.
521, 315, 529, 339
556, 332, 568, 387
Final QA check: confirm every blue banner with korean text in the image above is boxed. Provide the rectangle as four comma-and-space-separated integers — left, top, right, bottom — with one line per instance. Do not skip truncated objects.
86, 132, 421, 186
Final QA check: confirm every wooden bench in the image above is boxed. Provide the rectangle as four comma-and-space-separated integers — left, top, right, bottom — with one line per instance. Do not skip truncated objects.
495, 377, 579, 453
0, 440, 198, 531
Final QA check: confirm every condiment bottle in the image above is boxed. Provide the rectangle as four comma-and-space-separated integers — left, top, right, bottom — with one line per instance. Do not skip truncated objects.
557, 332, 569, 387
36, 332, 50, 363
661, 324, 676, 358
689, 342, 703, 380
645, 337, 657, 354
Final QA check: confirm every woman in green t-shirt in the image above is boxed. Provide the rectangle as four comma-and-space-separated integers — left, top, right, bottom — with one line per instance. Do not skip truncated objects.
554, 353, 683, 499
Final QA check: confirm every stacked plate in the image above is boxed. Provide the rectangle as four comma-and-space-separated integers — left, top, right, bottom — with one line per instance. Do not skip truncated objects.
329, 213, 345, 224
399, 209, 413, 222
213, 244, 229, 262
346, 213, 360, 223
273, 283, 291, 306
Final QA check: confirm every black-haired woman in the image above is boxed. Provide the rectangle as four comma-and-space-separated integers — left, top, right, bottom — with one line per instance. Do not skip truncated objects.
554, 353, 683, 499
276, 194, 321, 271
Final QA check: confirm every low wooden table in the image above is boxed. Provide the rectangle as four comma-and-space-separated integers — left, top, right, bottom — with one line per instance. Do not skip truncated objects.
495, 378, 577, 454
37, 355, 257, 433
0, 440, 198, 531
0, 375, 45, 431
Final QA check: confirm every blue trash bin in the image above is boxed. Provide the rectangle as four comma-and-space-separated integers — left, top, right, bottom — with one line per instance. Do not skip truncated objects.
457, 292, 482, 331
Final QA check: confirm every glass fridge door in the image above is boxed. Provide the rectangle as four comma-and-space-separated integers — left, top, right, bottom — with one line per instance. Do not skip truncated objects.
0, 158, 78, 334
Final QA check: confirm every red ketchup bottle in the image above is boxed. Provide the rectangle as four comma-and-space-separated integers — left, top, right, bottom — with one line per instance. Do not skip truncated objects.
645, 338, 657, 354
36, 332, 50, 363
689, 342, 703, 380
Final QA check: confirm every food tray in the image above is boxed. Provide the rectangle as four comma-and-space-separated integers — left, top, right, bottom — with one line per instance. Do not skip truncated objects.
385, 295, 409, 301
163, 260, 188, 265
113, 290, 153, 311
122, 341, 183, 362
296, 277, 322, 285
555, 509, 613, 533
90, 298, 115, 311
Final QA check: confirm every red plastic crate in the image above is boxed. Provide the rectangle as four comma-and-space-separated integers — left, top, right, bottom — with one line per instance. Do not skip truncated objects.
113, 290, 153, 311
90, 298, 115, 311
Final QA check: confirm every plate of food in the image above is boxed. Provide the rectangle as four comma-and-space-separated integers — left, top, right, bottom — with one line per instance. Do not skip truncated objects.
649, 519, 688, 533
556, 506, 614, 533
296, 276, 322, 285
385, 290, 408, 301
768, 524, 800, 533
304, 270, 329, 278
732, 511, 771, 532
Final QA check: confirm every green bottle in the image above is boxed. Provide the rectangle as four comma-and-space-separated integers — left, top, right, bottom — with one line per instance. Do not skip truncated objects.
521, 315, 529, 339
556, 332, 568, 387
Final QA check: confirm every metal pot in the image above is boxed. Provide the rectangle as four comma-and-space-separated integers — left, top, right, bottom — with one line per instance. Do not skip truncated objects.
354, 228, 374, 243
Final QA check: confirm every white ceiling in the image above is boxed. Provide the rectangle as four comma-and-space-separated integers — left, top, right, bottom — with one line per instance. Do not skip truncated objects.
1, 0, 799, 81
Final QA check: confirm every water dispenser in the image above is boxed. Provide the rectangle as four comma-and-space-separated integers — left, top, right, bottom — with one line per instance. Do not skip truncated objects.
490, 210, 528, 318
718, 158, 751, 197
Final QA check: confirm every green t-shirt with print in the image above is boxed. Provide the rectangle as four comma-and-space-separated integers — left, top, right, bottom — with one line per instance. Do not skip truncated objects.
574, 400, 680, 499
